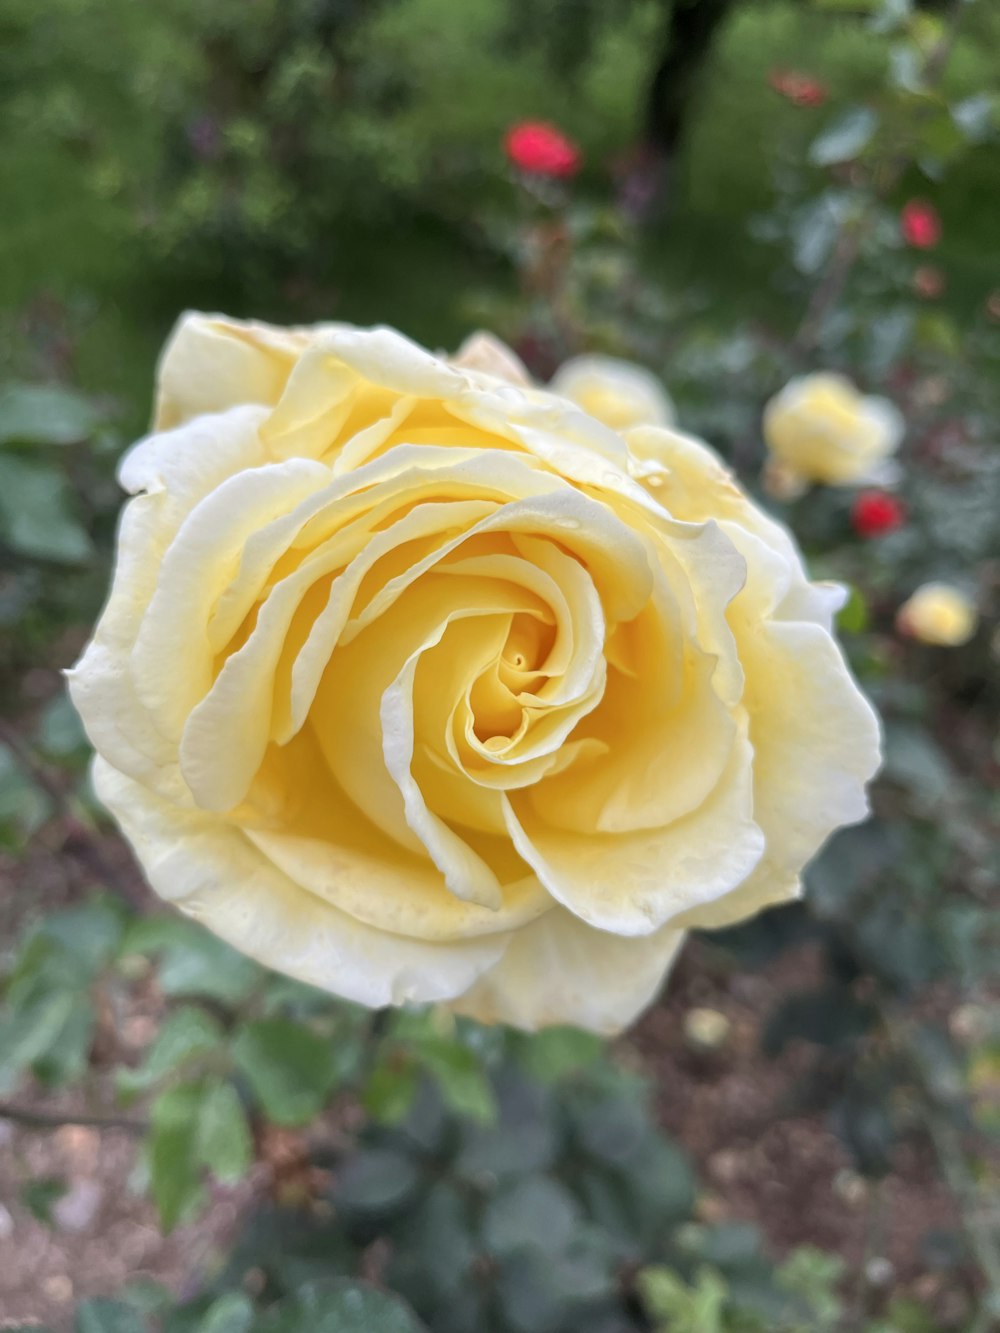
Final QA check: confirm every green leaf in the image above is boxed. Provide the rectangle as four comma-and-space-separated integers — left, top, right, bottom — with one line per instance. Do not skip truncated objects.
0, 454, 92, 563
836, 585, 868, 634
123, 915, 261, 1005
254, 1280, 428, 1333
195, 1293, 255, 1333
75, 1299, 148, 1333
232, 1018, 338, 1125
195, 1077, 253, 1184
336, 1147, 423, 1215
456, 1068, 557, 1181
415, 1037, 496, 1124
40, 899, 125, 976
21, 1175, 68, 1224
386, 1184, 477, 1301
37, 691, 90, 762
363, 1058, 419, 1124
638, 1265, 729, 1332
809, 108, 879, 166
148, 1082, 206, 1231
516, 1026, 602, 1082
0, 383, 99, 447
118, 1006, 224, 1097
34, 996, 96, 1086
0, 989, 77, 1074
481, 1176, 581, 1257
0, 742, 52, 848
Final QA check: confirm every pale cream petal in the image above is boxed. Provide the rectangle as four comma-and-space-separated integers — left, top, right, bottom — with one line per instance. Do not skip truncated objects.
119, 405, 270, 510
451, 332, 531, 385
311, 325, 465, 399
154, 313, 312, 431
627, 425, 798, 562
313, 576, 550, 855
260, 344, 361, 459
505, 728, 765, 936
179, 495, 497, 814
451, 907, 685, 1034
94, 758, 508, 1007
130, 459, 332, 739
380, 614, 514, 909
736, 618, 881, 883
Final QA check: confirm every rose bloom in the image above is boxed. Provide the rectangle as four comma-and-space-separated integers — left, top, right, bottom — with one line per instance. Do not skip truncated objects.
69, 316, 880, 1034
851, 490, 906, 539
550, 354, 675, 434
763, 373, 904, 488
900, 199, 941, 249
767, 69, 827, 108
897, 582, 977, 647
504, 121, 581, 179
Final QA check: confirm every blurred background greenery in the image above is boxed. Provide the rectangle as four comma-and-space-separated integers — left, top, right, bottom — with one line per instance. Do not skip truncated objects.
1, 0, 998, 1330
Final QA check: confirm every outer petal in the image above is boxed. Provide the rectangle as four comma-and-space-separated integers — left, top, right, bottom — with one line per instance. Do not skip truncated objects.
504, 727, 765, 936
154, 314, 322, 430
678, 621, 881, 932
451, 907, 685, 1033
94, 758, 508, 1007
451, 332, 531, 385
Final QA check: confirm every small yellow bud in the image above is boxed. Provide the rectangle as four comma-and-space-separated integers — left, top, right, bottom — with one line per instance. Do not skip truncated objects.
684, 1006, 732, 1051
896, 582, 978, 647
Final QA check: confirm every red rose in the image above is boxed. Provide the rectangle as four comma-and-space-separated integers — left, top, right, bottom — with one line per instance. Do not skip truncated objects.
768, 69, 827, 108
851, 490, 906, 538
504, 122, 582, 179
901, 200, 941, 249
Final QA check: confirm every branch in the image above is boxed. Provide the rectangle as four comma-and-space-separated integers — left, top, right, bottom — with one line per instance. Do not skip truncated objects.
0, 1099, 147, 1135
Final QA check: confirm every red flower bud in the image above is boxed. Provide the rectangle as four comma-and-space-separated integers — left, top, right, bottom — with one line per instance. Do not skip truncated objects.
900, 200, 941, 249
851, 490, 906, 538
504, 122, 582, 179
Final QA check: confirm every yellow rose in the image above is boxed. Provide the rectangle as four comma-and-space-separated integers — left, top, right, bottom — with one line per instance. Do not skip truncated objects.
550, 354, 675, 433
763, 372, 904, 486
897, 582, 978, 646
69, 315, 881, 1034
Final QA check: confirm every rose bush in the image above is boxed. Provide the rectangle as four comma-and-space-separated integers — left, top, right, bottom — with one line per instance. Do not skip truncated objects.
69, 316, 880, 1033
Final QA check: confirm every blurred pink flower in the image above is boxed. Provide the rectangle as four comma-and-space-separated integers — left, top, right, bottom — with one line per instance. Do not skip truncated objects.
504, 122, 582, 179
901, 200, 941, 249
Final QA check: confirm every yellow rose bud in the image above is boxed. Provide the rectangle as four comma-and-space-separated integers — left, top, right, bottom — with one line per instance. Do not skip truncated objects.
763, 372, 903, 487
683, 1007, 731, 1051
550, 354, 675, 433
896, 582, 978, 646
69, 315, 881, 1034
